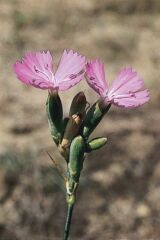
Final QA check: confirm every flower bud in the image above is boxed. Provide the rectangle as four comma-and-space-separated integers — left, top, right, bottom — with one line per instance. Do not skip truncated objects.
69, 92, 87, 116
86, 137, 107, 152
46, 91, 63, 145
61, 114, 81, 144
60, 92, 87, 157
82, 100, 111, 139
67, 136, 85, 194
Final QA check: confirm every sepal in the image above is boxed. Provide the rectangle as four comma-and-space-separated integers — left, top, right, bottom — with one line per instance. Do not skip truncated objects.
46, 92, 63, 145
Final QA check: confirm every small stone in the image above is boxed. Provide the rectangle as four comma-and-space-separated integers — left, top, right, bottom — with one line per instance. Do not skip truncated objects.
136, 203, 151, 218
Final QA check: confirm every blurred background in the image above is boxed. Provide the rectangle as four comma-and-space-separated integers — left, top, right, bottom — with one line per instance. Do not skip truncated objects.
0, 0, 160, 239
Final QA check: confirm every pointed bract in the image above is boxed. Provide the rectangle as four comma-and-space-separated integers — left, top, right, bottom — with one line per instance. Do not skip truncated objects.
13, 50, 86, 91
85, 60, 150, 108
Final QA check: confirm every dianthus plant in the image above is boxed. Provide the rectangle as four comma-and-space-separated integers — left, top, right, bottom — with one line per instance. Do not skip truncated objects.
14, 49, 149, 240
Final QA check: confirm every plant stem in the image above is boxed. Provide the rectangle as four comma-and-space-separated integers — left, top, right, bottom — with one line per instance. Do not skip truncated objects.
63, 201, 75, 240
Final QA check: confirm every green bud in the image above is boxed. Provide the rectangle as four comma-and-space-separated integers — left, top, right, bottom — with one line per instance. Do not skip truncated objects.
67, 136, 85, 193
46, 92, 63, 145
82, 100, 111, 139
86, 137, 107, 152
69, 92, 87, 116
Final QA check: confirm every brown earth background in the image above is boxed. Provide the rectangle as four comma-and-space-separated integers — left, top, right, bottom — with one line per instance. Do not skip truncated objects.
0, 0, 160, 239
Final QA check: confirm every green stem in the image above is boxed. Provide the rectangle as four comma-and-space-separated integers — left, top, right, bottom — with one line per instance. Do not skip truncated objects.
63, 201, 75, 240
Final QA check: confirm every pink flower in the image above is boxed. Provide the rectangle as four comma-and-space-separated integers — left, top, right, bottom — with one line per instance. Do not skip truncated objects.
13, 50, 86, 91
86, 60, 150, 108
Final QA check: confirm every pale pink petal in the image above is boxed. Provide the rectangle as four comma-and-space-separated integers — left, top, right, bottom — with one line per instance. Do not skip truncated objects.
54, 49, 86, 90
112, 89, 150, 108
13, 50, 86, 91
109, 68, 144, 95
13, 51, 55, 89
58, 73, 85, 91
110, 67, 134, 93
24, 51, 54, 81
85, 60, 108, 96
14, 62, 32, 84
106, 67, 150, 108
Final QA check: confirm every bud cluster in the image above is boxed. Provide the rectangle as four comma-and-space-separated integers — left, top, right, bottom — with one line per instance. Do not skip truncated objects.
46, 91, 109, 201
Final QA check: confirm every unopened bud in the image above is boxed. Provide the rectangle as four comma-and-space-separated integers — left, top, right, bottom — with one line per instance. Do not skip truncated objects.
87, 137, 107, 152
69, 92, 87, 116
82, 100, 111, 139
60, 92, 87, 156
61, 114, 82, 146
67, 136, 85, 193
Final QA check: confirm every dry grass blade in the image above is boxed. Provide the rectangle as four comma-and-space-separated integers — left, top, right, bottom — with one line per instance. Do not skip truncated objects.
46, 151, 67, 182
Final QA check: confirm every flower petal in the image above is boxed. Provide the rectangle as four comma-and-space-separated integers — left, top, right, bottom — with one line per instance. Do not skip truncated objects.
109, 68, 144, 95
85, 60, 108, 96
106, 67, 150, 108
54, 49, 86, 90
112, 89, 150, 108
13, 51, 54, 89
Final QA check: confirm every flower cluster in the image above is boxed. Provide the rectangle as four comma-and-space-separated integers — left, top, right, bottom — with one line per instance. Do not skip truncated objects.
13, 49, 150, 240
14, 49, 149, 108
